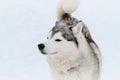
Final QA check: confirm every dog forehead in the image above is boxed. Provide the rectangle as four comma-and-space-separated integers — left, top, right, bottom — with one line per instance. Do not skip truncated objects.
48, 17, 79, 46
51, 18, 79, 38
50, 25, 78, 46
51, 32, 63, 38
51, 25, 73, 40
50, 23, 77, 44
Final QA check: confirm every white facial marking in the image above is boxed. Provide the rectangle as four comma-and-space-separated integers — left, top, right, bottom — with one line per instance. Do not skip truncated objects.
42, 32, 78, 55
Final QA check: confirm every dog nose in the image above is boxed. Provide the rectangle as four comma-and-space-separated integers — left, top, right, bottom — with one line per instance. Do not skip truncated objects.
38, 44, 45, 50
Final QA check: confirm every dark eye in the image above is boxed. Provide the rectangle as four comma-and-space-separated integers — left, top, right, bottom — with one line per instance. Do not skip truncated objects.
55, 39, 62, 42
47, 37, 49, 39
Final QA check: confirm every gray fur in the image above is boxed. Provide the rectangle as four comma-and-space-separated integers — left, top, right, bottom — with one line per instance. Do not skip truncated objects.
51, 17, 80, 46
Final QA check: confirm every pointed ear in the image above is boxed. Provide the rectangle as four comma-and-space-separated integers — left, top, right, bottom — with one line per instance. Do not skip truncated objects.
72, 21, 83, 34
81, 23, 97, 47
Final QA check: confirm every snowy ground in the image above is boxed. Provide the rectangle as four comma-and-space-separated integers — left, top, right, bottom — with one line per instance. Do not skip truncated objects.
0, 0, 120, 80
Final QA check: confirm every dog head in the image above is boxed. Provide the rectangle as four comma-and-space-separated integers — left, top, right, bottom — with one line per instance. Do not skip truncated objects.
38, 19, 88, 56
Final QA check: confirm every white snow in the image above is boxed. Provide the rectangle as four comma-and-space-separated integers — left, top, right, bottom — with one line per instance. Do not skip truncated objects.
0, 0, 120, 80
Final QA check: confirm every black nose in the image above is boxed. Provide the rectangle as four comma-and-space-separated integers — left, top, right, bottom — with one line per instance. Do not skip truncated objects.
38, 44, 45, 50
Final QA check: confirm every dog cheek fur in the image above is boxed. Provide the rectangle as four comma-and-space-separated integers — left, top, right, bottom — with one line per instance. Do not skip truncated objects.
46, 33, 82, 72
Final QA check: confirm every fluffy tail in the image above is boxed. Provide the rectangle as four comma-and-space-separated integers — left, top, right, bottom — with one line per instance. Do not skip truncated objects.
57, 0, 80, 20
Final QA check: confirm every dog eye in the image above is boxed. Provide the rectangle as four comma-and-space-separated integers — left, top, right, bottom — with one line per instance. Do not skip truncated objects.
55, 39, 62, 42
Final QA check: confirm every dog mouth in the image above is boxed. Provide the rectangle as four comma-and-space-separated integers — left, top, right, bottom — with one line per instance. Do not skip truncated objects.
40, 50, 58, 55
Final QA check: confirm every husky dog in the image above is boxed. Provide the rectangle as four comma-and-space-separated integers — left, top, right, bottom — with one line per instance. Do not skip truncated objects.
38, 0, 101, 80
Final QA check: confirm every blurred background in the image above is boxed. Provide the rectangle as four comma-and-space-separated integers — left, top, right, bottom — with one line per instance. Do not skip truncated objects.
0, 0, 120, 80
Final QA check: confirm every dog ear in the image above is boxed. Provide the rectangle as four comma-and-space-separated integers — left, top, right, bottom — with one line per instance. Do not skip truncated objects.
72, 21, 96, 44
72, 21, 83, 34
81, 23, 97, 46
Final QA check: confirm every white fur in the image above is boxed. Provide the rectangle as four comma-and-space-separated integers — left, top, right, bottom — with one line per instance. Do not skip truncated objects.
41, 23, 101, 80
39, 0, 101, 79
57, 0, 80, 20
